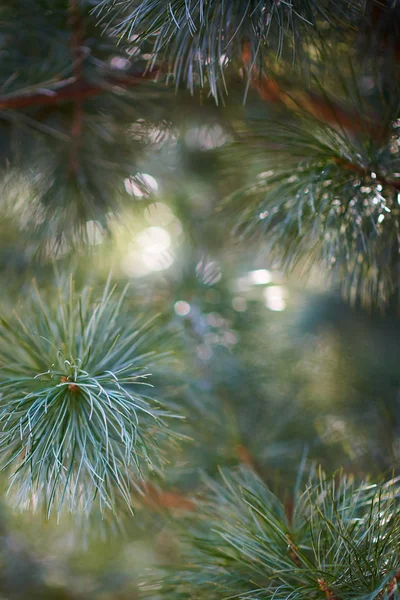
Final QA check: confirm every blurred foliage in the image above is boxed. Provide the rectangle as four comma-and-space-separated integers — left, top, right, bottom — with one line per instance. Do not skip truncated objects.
0, 117, 399, 597
147, 468, 400, 600
0, 1, 400, 599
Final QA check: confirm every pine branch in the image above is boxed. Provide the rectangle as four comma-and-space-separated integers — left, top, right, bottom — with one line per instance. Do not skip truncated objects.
98, 0, 392, 100
150, 468, 400, 600
220, 90, 400, 309
97, 0, 332, 99
0, 72, 154, 110
0, 0, 167, 245
333, 157, 400, 193
0, 274, 180, 517
241, 43, 381, 138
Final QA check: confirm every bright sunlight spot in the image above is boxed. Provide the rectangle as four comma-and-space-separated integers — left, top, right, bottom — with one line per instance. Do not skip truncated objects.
263, 286, 287, 312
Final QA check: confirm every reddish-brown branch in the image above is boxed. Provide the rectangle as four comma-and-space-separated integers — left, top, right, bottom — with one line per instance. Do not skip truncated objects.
332, 156, 400, 192
236, 443, 261, 469
387, 572, 400, 598
69, 0, 84, 79
285, 498, 294, 526
0, 1, 157, 171
235, 443, 272, 484
242, 44, 381, 138
242, 52, 400, 193
140, 483, 195, 511
318, 579, 339, 600
286, 534, 302, 568
0, 74, 151, 112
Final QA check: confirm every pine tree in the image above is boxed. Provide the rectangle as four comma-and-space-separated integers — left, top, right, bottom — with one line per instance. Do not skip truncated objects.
0, 1, 400, 599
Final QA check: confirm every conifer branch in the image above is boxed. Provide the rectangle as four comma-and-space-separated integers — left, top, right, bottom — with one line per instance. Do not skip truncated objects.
99, 0, 382, 99
140, 483, 195, 511
151, 468, 400, 600
242, 43, 380, 138
0, 73, 154, 111
318, 579, 340, 600
0, 275, 179, 517
332, 157, 400, 193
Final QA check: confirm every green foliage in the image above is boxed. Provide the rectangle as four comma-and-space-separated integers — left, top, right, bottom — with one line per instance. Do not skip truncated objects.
0, 0, 170, 245
154, 467, 400, 600
0, 4, 400, 599
99, 0, 368, 99
0, 275, 177, 517
0, 0, 398, 307
226, 111, 400, 307
94, 0, 400, 308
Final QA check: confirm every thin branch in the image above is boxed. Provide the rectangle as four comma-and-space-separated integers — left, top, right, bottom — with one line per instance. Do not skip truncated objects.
333, 156, 400, 192
241, 43, 380, 137
0, 73, 154, 111
286, 533, 302, 568
236, 443, 266, 477
380, 572, 400, 599
140, 483, 195, 511
318, 578, 339, 600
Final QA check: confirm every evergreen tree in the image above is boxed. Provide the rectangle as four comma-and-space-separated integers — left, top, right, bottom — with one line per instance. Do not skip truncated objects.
0, 1, 399, 599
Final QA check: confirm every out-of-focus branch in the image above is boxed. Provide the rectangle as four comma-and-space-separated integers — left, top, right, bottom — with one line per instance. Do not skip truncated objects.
140, 483, 195, 511
242, 44, 379, 137
333, 156, 400, 191
0, 73, 153, 111
318, 579, 340, 600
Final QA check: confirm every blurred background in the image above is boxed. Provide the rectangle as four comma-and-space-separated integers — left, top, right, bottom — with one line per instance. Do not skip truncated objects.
0, 104, 400, 598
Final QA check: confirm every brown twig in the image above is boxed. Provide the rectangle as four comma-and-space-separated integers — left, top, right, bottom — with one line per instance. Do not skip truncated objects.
140, 483, 195, 511
0, 74, 153, 112
285, 498, 294, 526
235, 443, 267, 479
332, 156, 400, 192
318, 579, 339, 600
285, 533, 302, 568
241, 43, 381, 137
385, 572, 400, 598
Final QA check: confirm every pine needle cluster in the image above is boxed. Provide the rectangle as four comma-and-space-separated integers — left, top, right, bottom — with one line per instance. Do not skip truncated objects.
96, 0, 400, 308
0, 275, 176, 517
227, 110, 400, 307
100, 0, 368, 98
153, 467, 400, 600
0, 0, 168, 247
